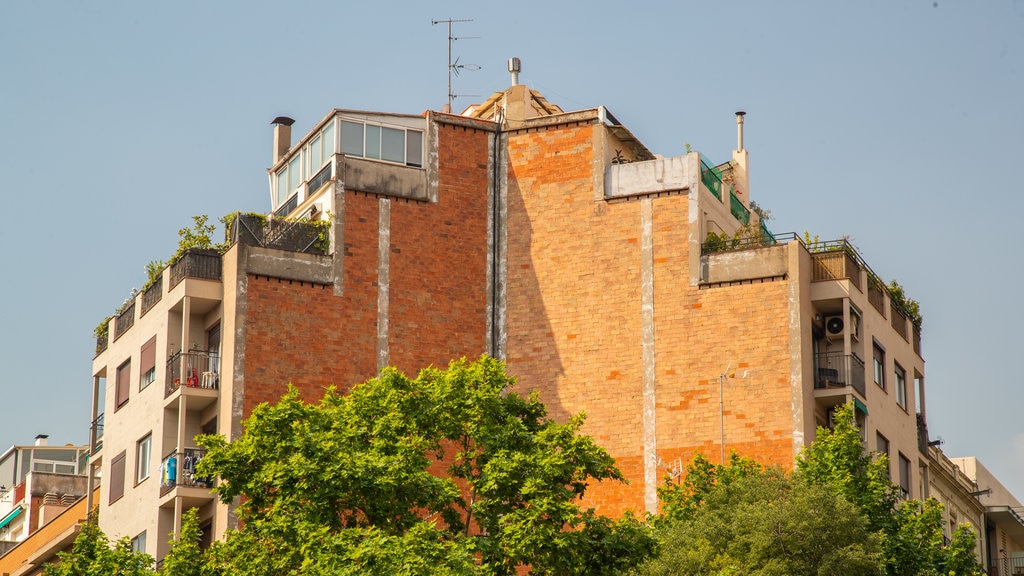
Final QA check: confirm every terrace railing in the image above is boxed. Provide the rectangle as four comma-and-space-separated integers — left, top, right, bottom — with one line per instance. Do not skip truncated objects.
165, 350, 219, 397
140, 275, 163, 315
159, 447, 213, 495
814, 352, 866, 398
169, 249, 222, 288
699, 155, 723, 201
113, 302, 135, 341
227, 213, 328, 255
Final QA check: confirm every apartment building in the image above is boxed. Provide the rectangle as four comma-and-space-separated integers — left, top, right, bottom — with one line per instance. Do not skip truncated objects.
0, 438, 89, 556
950, 457, 1024, 575
89, 62, 947, 561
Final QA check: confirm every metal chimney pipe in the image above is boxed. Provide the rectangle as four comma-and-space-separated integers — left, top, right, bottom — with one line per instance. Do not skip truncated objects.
508, 57, 521, 86
735, 111, 746, 151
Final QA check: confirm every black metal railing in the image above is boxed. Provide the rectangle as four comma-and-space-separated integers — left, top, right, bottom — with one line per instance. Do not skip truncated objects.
228, 213, 328, 255
165, 350, 219, 398
274, 194, 299, 218
113, 302, 135, 341
95, 323, 109, 357
159, 448, 213, 494
814, 352, 866, 398
917, 413, 929, 454
308, 163, 332, 194
891, 305, 909, 341
91, 413, 104, 453
169, 249, 222, 288
140, 275, 163, 315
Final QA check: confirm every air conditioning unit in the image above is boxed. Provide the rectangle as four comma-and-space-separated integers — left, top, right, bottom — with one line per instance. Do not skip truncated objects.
824, 314, 860, 342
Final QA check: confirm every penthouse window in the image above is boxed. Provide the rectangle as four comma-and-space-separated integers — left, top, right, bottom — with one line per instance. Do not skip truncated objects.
340, 120, 423, 168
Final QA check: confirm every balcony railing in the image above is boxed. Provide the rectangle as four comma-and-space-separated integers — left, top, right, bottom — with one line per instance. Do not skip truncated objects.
140, 275, 163, 315
730, 189, 750, 225
868, 279, 886, 315
814, 352, 866, 398
227, 213, 329, 255
699, 155, 723, 201
165, 350, 219, 398
809, 241, 863, 292
891, 305, 909, 341
95, 324, 109, 357
916, 413, 929, 454
169, 249, 222, 288
91, 413, 104, 453
113, 302, 135, 341
159, 448, 213, 495
913, 325, 921, 356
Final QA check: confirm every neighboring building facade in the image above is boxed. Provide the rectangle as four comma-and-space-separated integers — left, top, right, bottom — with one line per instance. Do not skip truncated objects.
88, 66, 952, 561
951, 457, 1024, 575
0, 438, 89, 555
0, 489, 97, 576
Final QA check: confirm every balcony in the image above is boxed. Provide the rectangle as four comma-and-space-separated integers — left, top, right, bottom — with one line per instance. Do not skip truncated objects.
810, 240, 863, 292
227, 213, 329, 255
165, 350, 219, 408
113, 301, 135, 341
140, 275, 163, 316
700, 155, 723, 201
91, 413, 104, 454
891, 304, 909, 341
814, 352, 866, 398
916, 413, 930, 454
159, 448, 215, 509
169, 249, 222, 289
730, 189, 750, 225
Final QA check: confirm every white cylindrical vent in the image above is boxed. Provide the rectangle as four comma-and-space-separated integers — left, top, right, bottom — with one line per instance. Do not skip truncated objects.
735, 111, 746, 151
508, 57, 521, 85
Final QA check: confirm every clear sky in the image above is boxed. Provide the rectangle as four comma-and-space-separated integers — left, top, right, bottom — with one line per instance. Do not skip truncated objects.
1, 1, 1022, 499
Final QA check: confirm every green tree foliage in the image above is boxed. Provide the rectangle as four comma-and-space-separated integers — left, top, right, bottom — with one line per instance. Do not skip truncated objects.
45, 518, 154, 576
641, 403, 984, 576
197, 356, 655, 575
796, 403, 982, 576
643, 457, 882, 576
158, 508, 208, 576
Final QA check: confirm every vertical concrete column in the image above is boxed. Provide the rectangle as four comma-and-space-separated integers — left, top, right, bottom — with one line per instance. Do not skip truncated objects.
640, 197, 658, 515
376, 197, 391, 372
487, 127, 508, 360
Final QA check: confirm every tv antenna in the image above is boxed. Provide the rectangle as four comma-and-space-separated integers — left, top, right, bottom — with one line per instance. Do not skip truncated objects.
431, 18, 480, 112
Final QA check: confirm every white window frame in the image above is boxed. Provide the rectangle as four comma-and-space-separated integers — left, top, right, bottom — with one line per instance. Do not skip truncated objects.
339, 118, 423, 168
894, 363, 907, 410
135, 434, 152, 483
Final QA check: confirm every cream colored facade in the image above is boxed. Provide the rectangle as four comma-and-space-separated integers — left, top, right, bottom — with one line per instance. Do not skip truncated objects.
951, 457, 1024, 575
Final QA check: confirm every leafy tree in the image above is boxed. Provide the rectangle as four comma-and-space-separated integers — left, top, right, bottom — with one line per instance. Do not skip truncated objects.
45, 517, 154, 576
640, 459, 882, 576
796, 403, 983, 576
197, 356, 655, 575
158, 508, 209, 576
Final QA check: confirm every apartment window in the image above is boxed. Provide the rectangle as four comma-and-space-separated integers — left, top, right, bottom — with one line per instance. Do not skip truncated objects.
872, 342, 886, 390
306, 122, 335, 175
898, 452, 911, 499
895, 363, 907, 410
131, 531, 146, 554
139, 336, 156, 391
136, 434, 152, 483
115, 359, 131, 409
876, 432, 890, 479
109, 450, 126, 504
914, 373, 924, 415
340, 119, 423, 168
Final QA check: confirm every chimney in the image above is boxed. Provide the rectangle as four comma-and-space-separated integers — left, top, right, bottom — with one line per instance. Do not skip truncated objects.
735, 111, 746, 151
34, 434, 48, 446
508, 57, 521, 86
271, 116, 296, 164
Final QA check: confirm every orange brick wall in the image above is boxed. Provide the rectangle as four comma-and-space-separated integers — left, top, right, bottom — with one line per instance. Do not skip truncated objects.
388, 123, 491, 375
242, 123, 491, 416
504, 121, 798, 516
504, 122, 646, 515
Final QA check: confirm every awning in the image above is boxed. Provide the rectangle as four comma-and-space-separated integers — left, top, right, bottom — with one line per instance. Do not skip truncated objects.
986, 506, 1024, 542
0, 505, 23, 530
853, 398, 868, 415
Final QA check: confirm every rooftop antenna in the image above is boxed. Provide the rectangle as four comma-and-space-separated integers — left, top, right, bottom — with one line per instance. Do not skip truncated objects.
431, 18, 480, 112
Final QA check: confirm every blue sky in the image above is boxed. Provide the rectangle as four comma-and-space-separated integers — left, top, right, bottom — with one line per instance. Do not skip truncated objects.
1, 1, 1022, 499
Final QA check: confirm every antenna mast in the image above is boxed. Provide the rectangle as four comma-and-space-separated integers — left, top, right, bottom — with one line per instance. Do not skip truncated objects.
431, 18, 480, 111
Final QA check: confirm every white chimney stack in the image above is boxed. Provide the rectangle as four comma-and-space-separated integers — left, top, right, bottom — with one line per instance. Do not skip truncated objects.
34, 434, 48, 446
735, 111, 746, 152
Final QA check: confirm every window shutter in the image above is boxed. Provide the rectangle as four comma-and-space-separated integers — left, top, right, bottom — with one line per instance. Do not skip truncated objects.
116, 360, 131, 408
140, 337, 156, 379
109, 451, 126, 504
